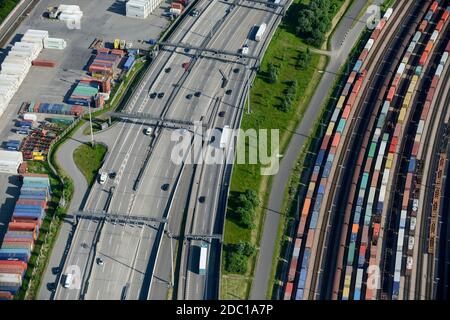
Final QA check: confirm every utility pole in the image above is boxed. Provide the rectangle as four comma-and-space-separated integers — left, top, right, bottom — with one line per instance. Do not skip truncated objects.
88, 102, 95, 147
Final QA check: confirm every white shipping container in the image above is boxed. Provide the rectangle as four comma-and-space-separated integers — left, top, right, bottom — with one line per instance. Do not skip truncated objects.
436, 64, 443, 77
59, 12, 83, 22
384, 8, 393, 20
0, 150, 23, 174
365, 39, 374, 51
59, 4, 82, 14
255, 23, 267, 41
23, 113, 38, 122
430, 30, 439, 43
169, 7, 181, 15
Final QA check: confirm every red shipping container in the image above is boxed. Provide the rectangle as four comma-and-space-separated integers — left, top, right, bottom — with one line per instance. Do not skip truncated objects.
111, 49, 125, 57
376, 19, 386, 30
390, 137, 398, 153
8, 221, 38, 232
430, 1, 438, 13
431, 76, 439, 89
332, 133, 341, 148
386, 86, 396, 101
359, 49, 369, 61
348, 71, 357, 84
419, 52, 428, 66
306, 229, 315, 248
342, 106, 351, 120
32, 59, 56, 67
371, 29, 380, 41
436, 20, 444, 32
284, 283, 293, 300
419, 20, 428, 33
288, 258, 298, 281
411, 141, 420, 157
427, 87, 435, 102
98, 47, 110, 54
392, 75, 401, 88
347, 92, 357, 107
442, 10, 449, 23
321, 135, 331, 150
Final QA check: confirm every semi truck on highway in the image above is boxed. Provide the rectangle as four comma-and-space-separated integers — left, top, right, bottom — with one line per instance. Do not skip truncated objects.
255, 23, 267, 42
199, 243, 208, 275
220, 125, 232, 149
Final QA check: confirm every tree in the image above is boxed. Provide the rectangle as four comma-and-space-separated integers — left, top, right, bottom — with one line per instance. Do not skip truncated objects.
243, 189, 260, 207
236, 206, 255, 229
235, 241, 256, 257
268, 62, 279, 83
297, 50, 311, 70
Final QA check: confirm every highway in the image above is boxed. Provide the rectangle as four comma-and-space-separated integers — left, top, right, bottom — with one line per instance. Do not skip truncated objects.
53, 0, 284, 300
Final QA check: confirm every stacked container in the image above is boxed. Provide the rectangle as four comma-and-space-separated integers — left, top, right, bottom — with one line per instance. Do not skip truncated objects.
0, 174, 50, 298
44, 38, 67, 50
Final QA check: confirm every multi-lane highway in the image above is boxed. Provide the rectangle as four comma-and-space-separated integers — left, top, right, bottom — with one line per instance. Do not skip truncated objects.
52, 0, 286, 300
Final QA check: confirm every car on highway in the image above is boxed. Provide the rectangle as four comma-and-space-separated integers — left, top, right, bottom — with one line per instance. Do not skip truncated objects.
241, 44, 249, 55
219, 111, 226, 117
97, 257, 104, 266
161, 183, 170, 191
63, 273, 73, 288
186, 93, 193, 100
99, 172, 108, 184
158, 92, 165, 99
194, 91, 201, 97
109, 172, 117, 180
225, 89, 232, 95
150, 92, 157, 99
199, 196, 206, 203
233, 68, 240, 73
190, 9, 199, 17
144, 127, 153, 135
165, 67, 171, 73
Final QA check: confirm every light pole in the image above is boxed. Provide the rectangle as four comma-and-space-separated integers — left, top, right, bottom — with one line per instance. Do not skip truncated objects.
88, 102, 95, 147
166, 226, 174, 288
246, 64, 251, 114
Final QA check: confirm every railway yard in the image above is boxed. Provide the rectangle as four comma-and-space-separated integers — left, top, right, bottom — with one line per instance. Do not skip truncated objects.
0, 0, 450, 304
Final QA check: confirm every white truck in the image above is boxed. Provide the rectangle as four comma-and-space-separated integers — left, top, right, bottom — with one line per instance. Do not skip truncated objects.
220, 125, 232, 149
255, 23, 267, 42
199, 244, 208, 275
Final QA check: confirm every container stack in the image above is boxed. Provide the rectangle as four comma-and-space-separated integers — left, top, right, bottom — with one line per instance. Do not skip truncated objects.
0, 28, 65, 118
88, 51, 121, 76
67, 79, 100, 106
57, 5, 83, 23
126, 0, 162, 19
22, 101, 83, 116
0, 174, 50, 299
44, 38, 67, 50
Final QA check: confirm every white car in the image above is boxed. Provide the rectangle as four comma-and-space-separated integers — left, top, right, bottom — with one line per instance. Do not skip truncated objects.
64, 273, 73, 288
99, 172, 108, 184
144, 127, 153, 135
241, 44, 249, 55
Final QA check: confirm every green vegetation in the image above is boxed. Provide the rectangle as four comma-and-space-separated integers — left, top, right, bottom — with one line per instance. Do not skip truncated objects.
225, 241, 257, 274
221, 0, 330, 299
73, 142, 107, 186
0, 0, 20, 24
295, 0, 345, 47
230, 189, 260, 229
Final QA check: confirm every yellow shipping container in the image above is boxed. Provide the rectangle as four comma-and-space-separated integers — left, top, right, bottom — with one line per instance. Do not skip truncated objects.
33, 155, 45, 161
403, 92, 412, 108
398, 107, 407, 123
386, 153, 394, 169
326, 123, 335, 136
337, 96, 346, 110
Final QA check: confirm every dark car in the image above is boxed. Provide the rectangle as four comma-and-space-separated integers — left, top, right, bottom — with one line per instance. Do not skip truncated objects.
186, 94, 193, 100
158, 92, 165, 99
218, 111, 226, 117
47, 283, 56, 291
199, 196, 206, 203
225, 89, 232, 95
109, 172, 117, 179
161, 183, 170, 191
150, 92, 157, 99
194, 91, 201, 97
233, 68, 240, 73
52, 267, 61, 275
165, 67, 172, 73
184, 47, 190, 53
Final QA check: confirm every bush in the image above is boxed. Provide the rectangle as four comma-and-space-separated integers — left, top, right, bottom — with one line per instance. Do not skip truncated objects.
225, 241, 256, 274
226, 251, 248, 274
